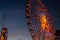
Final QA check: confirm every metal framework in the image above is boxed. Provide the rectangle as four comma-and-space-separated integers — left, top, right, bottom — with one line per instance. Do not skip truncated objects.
0, 13, 8, 40
26, 0, 55, 40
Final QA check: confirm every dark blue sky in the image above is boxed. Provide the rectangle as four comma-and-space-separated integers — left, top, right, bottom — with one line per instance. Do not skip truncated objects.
0, 0, 32, 40
0, 0, 60, 40
43, 0, 60, 29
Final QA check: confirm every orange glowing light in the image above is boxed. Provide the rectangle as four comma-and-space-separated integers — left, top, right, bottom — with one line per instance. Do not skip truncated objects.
41, 14, 47, 23
1, 36, 4, 40
39, 14, 54, 40
40, 14, 47, 30
40, 14, 49, 32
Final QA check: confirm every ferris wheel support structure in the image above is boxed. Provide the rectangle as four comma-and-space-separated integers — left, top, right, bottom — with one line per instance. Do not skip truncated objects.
26, 0, 55, 40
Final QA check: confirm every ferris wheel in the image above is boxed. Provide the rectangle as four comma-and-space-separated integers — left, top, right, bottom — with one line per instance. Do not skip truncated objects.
26, 0, 55, 40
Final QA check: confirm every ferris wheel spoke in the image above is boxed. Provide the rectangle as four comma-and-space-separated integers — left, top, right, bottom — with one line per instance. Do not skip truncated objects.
26, 0, 55, 40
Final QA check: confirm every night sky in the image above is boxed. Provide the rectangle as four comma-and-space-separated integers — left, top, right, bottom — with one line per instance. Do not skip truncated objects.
0, 0, 60, 40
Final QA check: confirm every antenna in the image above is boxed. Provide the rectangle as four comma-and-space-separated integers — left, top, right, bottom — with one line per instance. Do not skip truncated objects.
1, 13, 6, 28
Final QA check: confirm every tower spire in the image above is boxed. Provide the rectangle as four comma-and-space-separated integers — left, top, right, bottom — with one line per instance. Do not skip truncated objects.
1, 13, 6, 28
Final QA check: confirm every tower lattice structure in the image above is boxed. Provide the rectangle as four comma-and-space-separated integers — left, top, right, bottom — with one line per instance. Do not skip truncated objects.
0, 14, 8, 40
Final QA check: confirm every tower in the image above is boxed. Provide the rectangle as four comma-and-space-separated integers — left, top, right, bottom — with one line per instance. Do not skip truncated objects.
0, 14, 8, 40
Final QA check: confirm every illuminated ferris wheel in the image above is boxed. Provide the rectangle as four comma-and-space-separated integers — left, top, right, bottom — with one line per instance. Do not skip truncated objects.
26, 0, 55, 40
